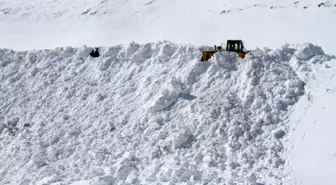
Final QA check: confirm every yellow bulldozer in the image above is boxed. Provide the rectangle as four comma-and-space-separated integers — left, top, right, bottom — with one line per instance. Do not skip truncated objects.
201, 40, 250, 62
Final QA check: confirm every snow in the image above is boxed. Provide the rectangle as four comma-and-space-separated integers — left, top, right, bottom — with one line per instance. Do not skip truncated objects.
0, 41, 335, 185
1, 0, 336, 184
0, 0, 336, 55
286, 57, 336, 185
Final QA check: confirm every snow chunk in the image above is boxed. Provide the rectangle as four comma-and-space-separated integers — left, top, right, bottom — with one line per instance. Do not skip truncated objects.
26, 52, 37, 63
273, 129, 286, 139
213, 51, 238, 71
6, 116, 19, 127
31, 148, 47, 167
295, 43, 324, 60
172, 129, 193, 150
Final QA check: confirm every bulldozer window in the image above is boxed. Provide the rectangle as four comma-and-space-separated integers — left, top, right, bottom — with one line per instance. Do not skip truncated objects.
227, 41, 243, 52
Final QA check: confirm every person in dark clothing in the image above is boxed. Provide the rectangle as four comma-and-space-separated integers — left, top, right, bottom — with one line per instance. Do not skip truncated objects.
90, 48, 100, 58
90, 50, 95, 57
94, 48, 99, 57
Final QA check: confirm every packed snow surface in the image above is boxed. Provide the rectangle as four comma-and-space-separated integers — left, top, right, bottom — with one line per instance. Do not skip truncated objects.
0, 41, 335, 185
286, 56, 336, 185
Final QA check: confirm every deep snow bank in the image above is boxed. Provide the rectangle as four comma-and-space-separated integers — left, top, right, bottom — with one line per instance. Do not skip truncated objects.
0, 42, 334, 185
285, 54, 336, 185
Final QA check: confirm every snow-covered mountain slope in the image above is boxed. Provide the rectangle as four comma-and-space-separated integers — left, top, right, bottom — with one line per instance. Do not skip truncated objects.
0, 0, 336, 54
0, 42, 335, 185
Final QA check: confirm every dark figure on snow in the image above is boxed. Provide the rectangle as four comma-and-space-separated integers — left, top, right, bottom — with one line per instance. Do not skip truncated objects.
90, 48, 100, 58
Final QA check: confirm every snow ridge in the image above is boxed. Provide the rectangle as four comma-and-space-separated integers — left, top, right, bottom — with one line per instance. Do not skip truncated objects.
0, 41, 333, 185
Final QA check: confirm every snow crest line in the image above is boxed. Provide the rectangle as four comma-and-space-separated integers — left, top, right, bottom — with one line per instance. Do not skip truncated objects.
0, 42, 334, 185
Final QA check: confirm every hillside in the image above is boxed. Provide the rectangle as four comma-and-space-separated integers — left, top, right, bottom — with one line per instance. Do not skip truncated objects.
0, 0, 336, 54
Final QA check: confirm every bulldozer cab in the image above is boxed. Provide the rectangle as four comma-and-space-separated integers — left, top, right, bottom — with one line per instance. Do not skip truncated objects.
226, 40, 245, 52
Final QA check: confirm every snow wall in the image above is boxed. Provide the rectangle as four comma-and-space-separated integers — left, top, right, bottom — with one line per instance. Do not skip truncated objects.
0, 41, 334, 185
